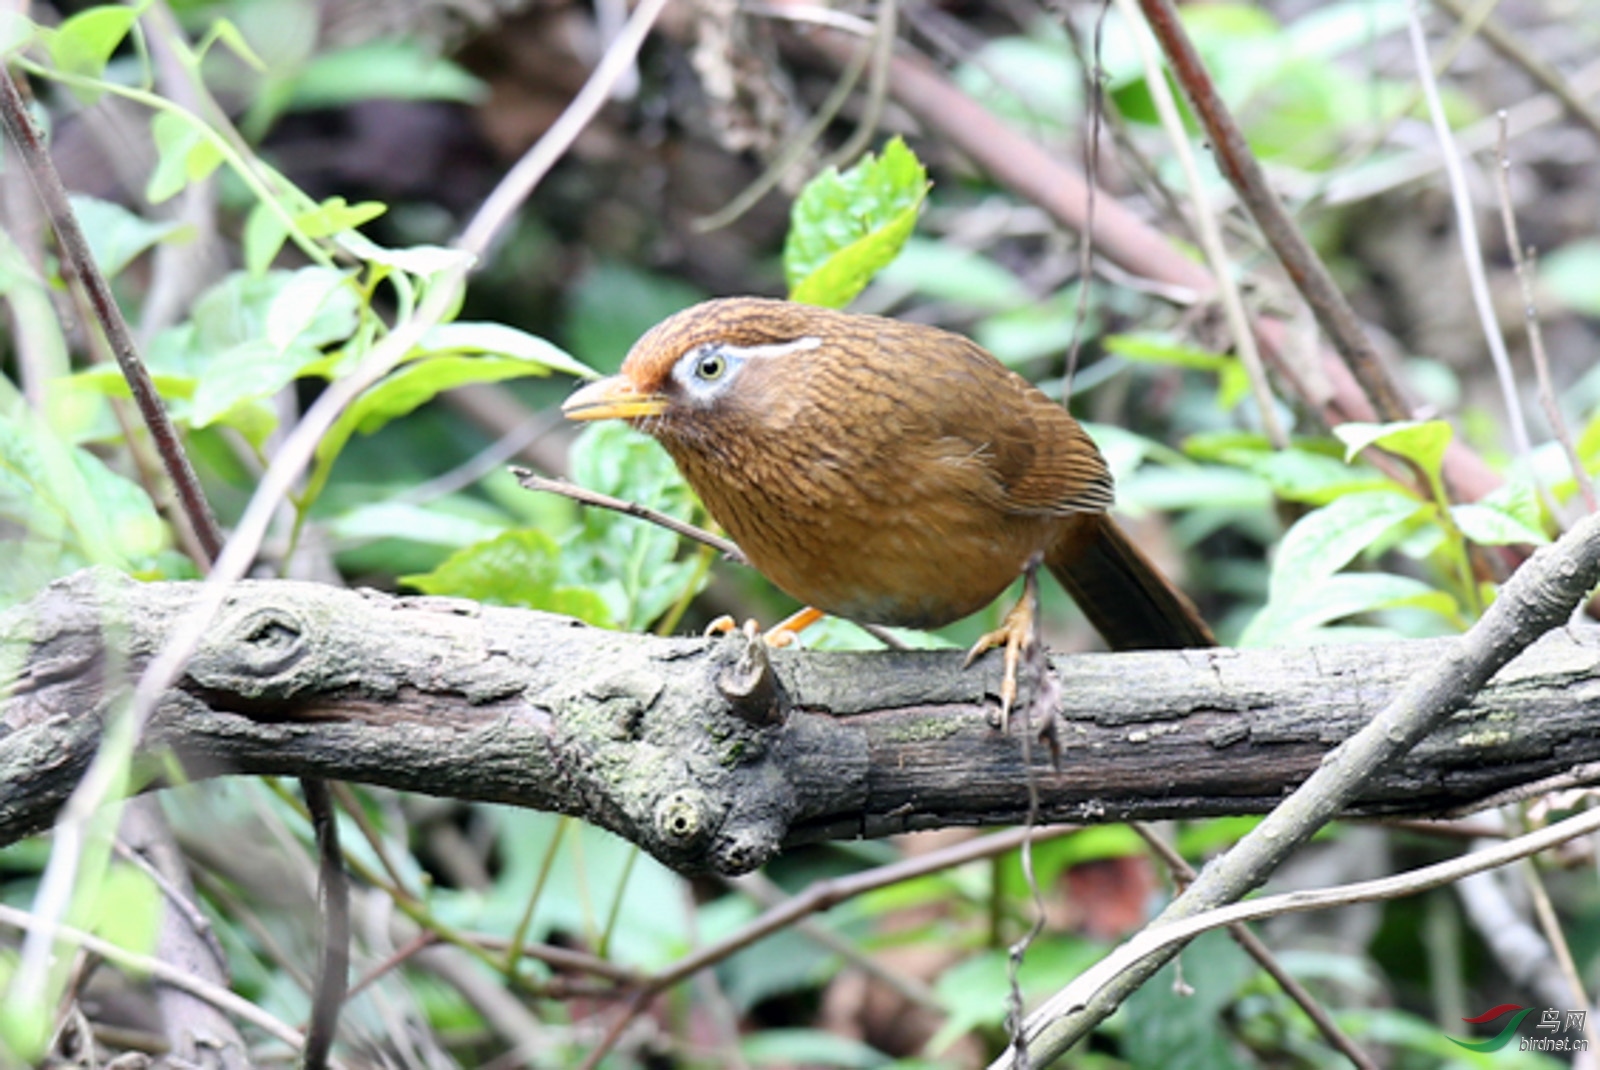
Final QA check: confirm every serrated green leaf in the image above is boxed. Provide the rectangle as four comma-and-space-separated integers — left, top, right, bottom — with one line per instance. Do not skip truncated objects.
420, 321, 595, 380
784, 136, 929, 309
1451, 501, 1549, 547
402, 529, 611, 625
1269, 489, 1425, 599
68, 195, 187, 280
48, 2, 146, 89
1335, 419, 1452, 479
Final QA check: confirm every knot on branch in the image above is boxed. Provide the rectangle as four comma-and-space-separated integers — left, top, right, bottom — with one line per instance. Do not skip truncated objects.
187, 598, 324, 700
555, 642, 807, 875
713, 627, 789, 727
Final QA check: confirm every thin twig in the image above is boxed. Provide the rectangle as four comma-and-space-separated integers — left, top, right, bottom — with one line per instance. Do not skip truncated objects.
1004, 800, 1600, 1070
301, 779, 348, 1070
0, 70, 223, 563
1404, 1, 1535, 468
1490, 115, 1597, 516
1113, 0, 1286, 449
0, 903, 308, 1052
516, 468, 912, 650
1131, 823, 1379, 1070
1135, 0, 1412, 426
9, 0, 672, 1040
1002, 506, 1600, 1066
820, 0, 897, 169
1517, 855, 1600, 1051
579, 825, 1083, 1069
1429, 0, 1600, 146
696, 28, 871, 232
512, 468, 746, 562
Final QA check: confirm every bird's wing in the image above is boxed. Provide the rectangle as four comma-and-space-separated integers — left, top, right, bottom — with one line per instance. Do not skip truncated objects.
927, 341, 1114, 517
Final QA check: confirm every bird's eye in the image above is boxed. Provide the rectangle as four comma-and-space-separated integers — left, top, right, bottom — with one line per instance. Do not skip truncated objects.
694, 350, 728, 381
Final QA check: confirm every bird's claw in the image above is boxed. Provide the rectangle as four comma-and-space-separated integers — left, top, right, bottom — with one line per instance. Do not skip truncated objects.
964, 558, 1044, 732
704, 613, 810, 648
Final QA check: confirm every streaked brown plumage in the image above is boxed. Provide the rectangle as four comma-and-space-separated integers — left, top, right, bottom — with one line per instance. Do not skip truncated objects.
563, 297, 1212, 655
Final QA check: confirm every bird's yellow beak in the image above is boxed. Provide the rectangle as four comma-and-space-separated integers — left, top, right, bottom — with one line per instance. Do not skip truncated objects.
561, 375, 667, 421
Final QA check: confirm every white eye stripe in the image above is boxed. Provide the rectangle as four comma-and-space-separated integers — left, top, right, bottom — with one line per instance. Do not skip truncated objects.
717, 336, 822, 361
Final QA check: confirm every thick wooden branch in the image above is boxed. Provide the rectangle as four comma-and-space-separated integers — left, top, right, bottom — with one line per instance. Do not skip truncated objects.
5, 570, 1599, 874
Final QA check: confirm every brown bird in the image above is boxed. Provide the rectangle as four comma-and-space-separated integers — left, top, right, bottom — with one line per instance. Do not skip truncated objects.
563, 297, 1213, 714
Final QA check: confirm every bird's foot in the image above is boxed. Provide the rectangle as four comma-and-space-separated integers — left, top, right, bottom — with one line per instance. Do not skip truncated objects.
963, 559, 1044, 732
704, 606, 825, 649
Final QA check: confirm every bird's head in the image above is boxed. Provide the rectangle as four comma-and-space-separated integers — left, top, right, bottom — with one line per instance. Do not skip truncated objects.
562, 297, 832, 443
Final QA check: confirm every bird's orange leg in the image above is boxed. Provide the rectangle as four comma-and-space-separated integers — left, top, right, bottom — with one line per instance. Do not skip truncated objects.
705, 605, 826, 648
963, 559, 1042, 731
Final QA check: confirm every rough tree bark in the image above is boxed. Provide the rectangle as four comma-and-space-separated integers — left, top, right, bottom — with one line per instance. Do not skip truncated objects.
4, 568, 1599, 874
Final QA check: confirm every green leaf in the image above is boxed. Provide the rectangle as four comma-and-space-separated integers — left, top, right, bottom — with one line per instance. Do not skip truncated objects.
873, 236, 1029, 311
68, 195, 187, 280
1120, 930, 1254, 1070
242, 199, 291, 276
1268, 489, 1425, 599
928, 937, 1103, 1053
354, 240, 473, 280
739, 1029, 889, 1069
89, 864, 162, 958
1250, 447, 1389, 505
194, 17, 267, 71
287, 39, 487, 110
1451, 501, 1549, 547
785, 136, 930, 309
293, 195, 387, 239
306, 354, 558, 507
566, 263, 707, 373
1540, 238, 1600, 317
420, 321, 595, 380
1334, 419, 1452, 480
191, 340, 320, 429
48, 2, 146, 87
562, 421, 707, 631
327, 500, 507, 550
0, 410, 169, 604
402, 529, 611, 625
953, 32, 1081, 136
1243, 571, 1459, 646
146, 111, 224, 204
264, 267, 358, 352
972, 288, 1097, 366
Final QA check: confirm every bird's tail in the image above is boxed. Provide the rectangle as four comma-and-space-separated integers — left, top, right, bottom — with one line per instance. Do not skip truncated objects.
1046, 513, 1215, 650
